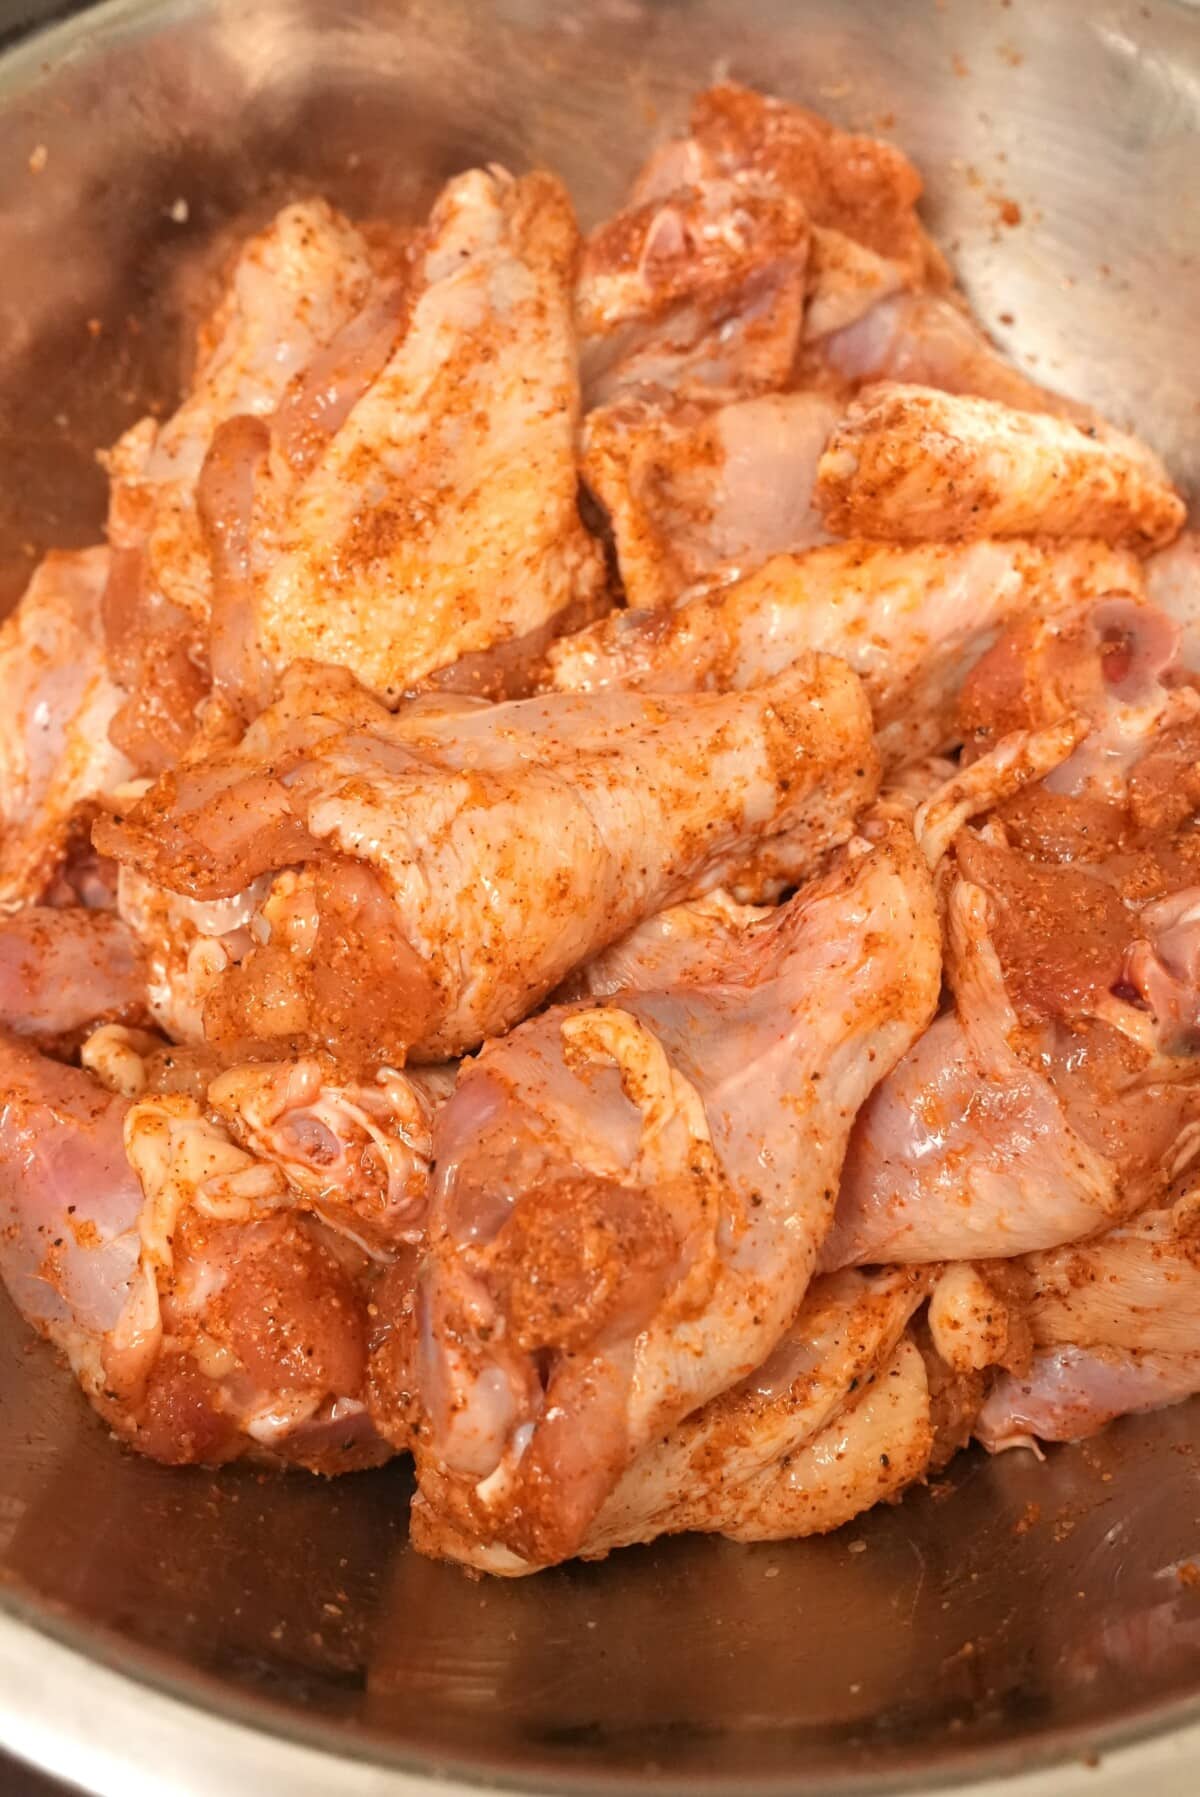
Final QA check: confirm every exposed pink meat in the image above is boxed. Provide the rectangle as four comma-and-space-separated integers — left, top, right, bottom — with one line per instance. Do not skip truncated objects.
0, 1034, 147, 1390
0, 909, 146, 1042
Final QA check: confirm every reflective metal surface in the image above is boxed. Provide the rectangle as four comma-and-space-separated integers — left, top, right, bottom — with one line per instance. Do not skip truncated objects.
0, 1, 1199, 1791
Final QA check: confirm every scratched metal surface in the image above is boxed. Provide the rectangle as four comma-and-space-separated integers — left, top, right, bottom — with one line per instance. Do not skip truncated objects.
0, 1, 1198, 1792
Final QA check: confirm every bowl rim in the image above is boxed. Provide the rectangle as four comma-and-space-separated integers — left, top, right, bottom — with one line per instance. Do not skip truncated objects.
0, 3, 1198, 1794
4, 1576, 1200, 1796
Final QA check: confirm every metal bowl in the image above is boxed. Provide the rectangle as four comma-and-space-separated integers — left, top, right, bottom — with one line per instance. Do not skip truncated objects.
1, 2, 1199, 1792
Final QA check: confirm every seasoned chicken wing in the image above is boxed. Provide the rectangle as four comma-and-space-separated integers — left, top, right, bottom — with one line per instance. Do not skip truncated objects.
680, 83, 941, 326
99, 657, 877, 1062
576, 167, 809, 407
823, 878, 1128, 1267
1020, 1193, 1200, 1361
578, 1269, 932, 1558
409, 825, 939, 1568
109, 200, 374, 627
827, 600, 1200, 1267
104, 200, 374, 769
577, 79, 976, 420
816, 383, 1184, 550
970, 1188, 1200, 1449
607, 81, 938, 381
416, 1269, 933, 1571
0, 547, 132, 907
718, 1335, 932, 1538
547, 538, 1141, 765
251, 170, 604, 703
0, 1034, 399, 1468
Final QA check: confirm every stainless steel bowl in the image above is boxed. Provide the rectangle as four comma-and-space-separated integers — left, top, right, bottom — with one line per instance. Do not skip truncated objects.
1, 3, 1199, 1793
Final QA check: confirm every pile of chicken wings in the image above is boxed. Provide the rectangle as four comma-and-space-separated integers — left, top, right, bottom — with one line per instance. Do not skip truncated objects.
1, 85, 1197, 1574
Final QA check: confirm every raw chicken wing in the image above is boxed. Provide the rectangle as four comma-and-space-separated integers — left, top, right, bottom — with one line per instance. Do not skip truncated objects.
410, 824, 939, 1568
251, 170, 604, 702
676, 83, 940, 332
104, 201, 374, 768
420, 1268, 933, 1572
547, 538, 1141, 765
816, 383, 1185, 550
0, 1034, 391, 1469
576, 167, 809, 407
823, 877, 1126, 1266
579, 1269, 933, 1558
976, 1347, 1200, 1450
973, 1193, 1200, 1451
828, 600, 1200, 1267
99, 657, 878, 1061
